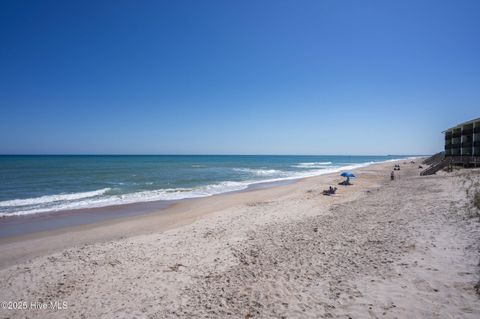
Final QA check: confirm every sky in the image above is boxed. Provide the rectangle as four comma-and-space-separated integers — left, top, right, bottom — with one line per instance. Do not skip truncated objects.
1, 0, 479, 155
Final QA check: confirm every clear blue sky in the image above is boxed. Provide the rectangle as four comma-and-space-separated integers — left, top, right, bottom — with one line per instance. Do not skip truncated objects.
1, 0, 479, 155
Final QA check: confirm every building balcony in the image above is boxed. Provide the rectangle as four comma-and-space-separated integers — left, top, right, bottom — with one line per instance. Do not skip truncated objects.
474, 141, 480, 147
449, 155, 480, 163
462, 129, 473, 135
474, 127, 480, 133
451, 143, 461, 149
462, 142, 473, 148
452, 132, 461, 138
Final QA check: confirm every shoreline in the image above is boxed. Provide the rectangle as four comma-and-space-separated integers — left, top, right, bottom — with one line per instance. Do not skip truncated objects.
0, 159, 411, 269
0, 156, 419, 219
0, 157, 418, 239
0, 178, 297, 239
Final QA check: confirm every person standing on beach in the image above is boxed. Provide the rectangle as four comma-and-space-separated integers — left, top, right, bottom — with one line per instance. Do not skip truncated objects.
391, 171, 395, 181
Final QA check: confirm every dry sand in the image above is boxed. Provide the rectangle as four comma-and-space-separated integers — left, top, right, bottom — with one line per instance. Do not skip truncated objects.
0, 160, 479, 318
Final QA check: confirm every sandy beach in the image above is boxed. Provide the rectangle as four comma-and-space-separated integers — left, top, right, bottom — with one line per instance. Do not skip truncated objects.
1, 160, 479, 318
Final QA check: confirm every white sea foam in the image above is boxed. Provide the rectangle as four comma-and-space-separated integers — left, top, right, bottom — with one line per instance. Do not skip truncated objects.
233, 168, 286, 176
292, 161, 333, 168
0, 182, 250, 217
0, 188, 111, 208
1, 157, 418, 217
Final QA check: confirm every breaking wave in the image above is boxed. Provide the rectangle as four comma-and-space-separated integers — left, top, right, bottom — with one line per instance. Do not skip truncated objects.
0, 157, 419, 217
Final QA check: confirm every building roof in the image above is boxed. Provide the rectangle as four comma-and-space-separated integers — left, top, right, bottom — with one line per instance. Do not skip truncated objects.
443, 117, 480, 132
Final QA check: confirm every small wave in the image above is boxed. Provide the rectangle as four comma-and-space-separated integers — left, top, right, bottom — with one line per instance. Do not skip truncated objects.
233, 168, 285, 176
0, 188, 111, 208
292, 162, 332, 168
0, 183, 250, 217
1, 157, 414, 217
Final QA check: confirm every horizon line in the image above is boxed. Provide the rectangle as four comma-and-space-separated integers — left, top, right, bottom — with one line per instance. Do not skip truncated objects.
0, 153, 429, 157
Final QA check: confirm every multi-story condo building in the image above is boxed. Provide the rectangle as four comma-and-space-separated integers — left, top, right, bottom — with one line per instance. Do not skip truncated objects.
444, 118, 480, 166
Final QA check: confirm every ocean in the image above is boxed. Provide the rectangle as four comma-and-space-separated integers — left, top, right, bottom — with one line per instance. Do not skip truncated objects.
0, 155, 415, 217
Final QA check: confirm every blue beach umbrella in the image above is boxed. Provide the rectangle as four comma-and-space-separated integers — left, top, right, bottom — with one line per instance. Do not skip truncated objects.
340, 172, 356, 178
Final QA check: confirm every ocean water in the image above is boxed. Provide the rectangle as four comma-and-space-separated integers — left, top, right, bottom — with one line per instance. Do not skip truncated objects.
0, 155, 415, 217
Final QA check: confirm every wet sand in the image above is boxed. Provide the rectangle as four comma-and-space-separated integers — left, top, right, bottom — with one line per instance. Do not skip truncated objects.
0, 178, 295, 239
1, 160, 479, 318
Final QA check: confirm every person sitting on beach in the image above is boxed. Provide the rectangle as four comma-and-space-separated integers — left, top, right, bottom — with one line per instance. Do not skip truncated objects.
322, 186, 337, 195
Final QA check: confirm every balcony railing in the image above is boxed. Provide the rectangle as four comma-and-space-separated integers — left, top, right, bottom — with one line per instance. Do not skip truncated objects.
452, 132, 461, 138
475, 127, 480, 133
447, 156, 480, 163
462, 129, 473, 135
451, 143, 461, 149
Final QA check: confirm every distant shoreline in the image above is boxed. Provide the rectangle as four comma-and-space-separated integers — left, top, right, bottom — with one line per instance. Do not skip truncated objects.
0, 155, 420, 219
0, 157, 421, 240
0, 158, 417, 269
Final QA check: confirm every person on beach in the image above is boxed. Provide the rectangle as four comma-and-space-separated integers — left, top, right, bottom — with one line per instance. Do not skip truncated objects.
391, 171, 395, 181
323, 186, 337, 195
